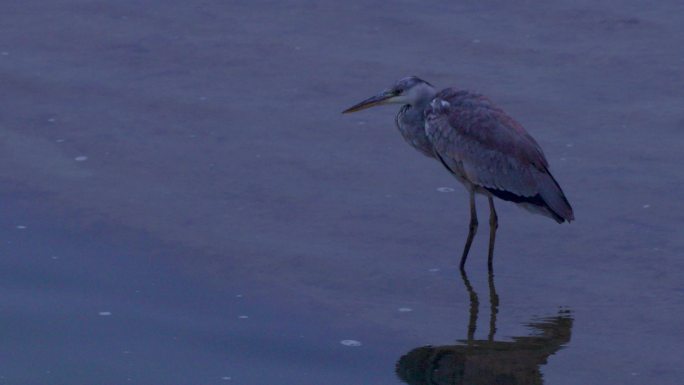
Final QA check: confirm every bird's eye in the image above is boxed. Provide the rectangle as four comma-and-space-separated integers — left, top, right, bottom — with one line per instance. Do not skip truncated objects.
394, 89, 403, 95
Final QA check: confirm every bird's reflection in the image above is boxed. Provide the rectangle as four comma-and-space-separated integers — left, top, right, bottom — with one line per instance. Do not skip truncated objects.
396, 272, 572, 385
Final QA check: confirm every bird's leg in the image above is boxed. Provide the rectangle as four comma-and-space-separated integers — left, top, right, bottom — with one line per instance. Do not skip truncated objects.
459, 190, 478, 271
487, 196, 498, 271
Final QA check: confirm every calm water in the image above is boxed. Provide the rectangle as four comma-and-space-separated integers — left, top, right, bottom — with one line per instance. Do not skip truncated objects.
1, 0, 683, 384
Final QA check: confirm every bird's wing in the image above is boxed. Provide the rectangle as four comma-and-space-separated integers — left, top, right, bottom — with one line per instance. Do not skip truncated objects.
425, 90, 573, 221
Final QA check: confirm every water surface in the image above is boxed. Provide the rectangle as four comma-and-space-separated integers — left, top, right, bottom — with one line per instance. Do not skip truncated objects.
1, 0, 683, 384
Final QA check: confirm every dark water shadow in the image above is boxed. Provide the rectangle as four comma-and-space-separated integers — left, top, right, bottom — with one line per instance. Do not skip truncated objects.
396, 272, 573, 385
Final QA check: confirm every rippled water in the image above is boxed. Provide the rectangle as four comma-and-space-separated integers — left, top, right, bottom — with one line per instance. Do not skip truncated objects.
1, 0, 683, 384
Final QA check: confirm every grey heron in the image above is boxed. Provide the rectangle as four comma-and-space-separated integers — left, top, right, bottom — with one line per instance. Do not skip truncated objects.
342, 76, 573, 271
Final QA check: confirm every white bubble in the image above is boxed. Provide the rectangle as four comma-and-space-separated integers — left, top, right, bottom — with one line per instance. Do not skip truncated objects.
398, 307, 413, 312
221, 376, 232, 381
16, 225, 27, 230
642, 204, 650, 208
437, 187, 455, 193
428, 268, 440, 272
98, 311, 112, 316
75, 156, 88, 162
340, 339, 362, 347
238, 315, 249, 319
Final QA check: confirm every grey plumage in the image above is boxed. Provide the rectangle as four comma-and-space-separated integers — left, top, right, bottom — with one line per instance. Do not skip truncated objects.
343, 76, 573, 270
425, 88, 573, 223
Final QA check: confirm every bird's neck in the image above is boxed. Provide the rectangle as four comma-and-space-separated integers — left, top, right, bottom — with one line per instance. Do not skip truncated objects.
409, 86, 437, 115
403, 93, 436, 122
396, 90, 438, 158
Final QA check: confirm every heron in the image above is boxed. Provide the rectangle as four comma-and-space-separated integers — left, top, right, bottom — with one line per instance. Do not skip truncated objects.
342, 76, 573, 271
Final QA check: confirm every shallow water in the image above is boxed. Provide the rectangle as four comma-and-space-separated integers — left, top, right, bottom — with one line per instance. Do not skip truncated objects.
1, 0, 683, 384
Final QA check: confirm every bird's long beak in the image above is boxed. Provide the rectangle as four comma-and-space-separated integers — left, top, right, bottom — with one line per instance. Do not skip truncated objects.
342, 91, 395, 114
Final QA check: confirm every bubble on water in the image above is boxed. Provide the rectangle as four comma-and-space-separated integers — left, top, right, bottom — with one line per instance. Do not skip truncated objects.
16, 225, 27, 230
428, 268, 440, 272
75, 156, 88, 162
642, 204, 650, 208
235, 294, 243, 298
221, 376, 232, 381
238, 315, 249, 319
340, 339, 362, 347
56, 139, 65, 143
47, 118, 56, 123
437, 187, 455, 193
566, 143, 574, 147
398, 307, 413, 312
0, 52, 8, 56
472, 39, 481, 43
98, 311, 112, 316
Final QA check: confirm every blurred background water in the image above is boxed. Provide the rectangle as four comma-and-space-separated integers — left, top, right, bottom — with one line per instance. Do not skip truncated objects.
1, 0, 683, 384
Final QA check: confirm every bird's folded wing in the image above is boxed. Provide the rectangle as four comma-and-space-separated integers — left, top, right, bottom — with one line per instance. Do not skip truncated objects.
424, 97, 549, 199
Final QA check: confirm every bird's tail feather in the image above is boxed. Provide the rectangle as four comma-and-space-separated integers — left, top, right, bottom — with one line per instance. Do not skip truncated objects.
536, 169, 574, 223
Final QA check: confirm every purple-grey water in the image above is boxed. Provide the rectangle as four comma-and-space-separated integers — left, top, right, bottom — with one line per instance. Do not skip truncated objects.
1, 1, 683, 384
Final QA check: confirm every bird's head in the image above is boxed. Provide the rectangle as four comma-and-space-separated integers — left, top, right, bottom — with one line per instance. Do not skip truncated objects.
342, 76, 435, 114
